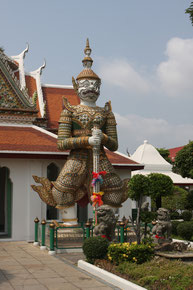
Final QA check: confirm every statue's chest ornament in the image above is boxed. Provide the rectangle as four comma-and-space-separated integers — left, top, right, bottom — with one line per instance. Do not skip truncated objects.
73, 110, 105, 128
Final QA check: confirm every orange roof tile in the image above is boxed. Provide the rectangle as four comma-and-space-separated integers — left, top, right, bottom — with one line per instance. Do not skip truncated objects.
25, 75, 37, 98
105, 150, 140, 165
42, 86, 79, 129
169, 146, 184, 162
0, 126, 60, 153
0, 126, 142, 168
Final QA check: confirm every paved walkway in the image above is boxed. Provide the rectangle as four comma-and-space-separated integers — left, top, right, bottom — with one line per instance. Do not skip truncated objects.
0, 241, 120, 290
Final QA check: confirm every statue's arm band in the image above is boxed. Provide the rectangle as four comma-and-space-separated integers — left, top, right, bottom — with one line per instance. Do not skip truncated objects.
57, 111, 89, 150
102, 112, 118, 151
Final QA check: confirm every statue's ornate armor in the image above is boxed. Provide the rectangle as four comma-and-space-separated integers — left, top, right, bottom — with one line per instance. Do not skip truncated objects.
51, 98, 127, 207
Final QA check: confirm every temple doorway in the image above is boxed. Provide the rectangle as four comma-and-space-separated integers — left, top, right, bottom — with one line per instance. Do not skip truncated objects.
77, 205, 88, 224
0, 167, 12, 237
46, 163, 59, 220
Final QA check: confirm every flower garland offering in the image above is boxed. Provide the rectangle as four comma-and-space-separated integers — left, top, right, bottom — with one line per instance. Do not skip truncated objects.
91, 171, 106, 226
91, 191, 104, 207
91, 192, 104, 225
91, 171, 107, 187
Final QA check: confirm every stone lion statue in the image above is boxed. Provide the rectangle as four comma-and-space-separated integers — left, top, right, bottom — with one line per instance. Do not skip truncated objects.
152, 208, 172, 243
93, 205, 116, 241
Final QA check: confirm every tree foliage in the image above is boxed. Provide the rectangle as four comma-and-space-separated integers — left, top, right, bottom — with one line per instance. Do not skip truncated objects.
174, 141, 193, 178
162, 186, 188, 212
185, 190, 193, 210
128, 174, 149, 201
128, 174, 149, 244
186, 2, 193, 26
156, 147, 172, 164
148, 173, 173, 209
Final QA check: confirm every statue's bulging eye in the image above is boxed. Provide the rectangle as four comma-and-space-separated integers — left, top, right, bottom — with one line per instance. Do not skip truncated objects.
82, 80, 90, 87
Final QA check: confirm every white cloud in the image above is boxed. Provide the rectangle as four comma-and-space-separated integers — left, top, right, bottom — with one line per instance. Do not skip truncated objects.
98, 59, 150, 95
156, 37, 193, 98
115, 113, 193, 154
97, 38, 193, 153
98, 37, 193, 99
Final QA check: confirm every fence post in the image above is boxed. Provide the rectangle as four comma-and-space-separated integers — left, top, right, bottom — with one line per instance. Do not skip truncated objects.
33, 217, 39, 246
40, 219, 47, 250
85, 221, 91, 239
48, 222, 56, 255
120, 221, 125, 243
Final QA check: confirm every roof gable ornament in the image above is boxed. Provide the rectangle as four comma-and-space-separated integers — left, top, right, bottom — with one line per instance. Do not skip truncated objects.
0, 50, 35, 109
11, 43, 29, 89
0, 49, 37, 124
29, 60, 46, 118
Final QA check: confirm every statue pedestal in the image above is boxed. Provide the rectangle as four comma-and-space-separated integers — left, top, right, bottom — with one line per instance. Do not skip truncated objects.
154, 237, 172, 245
59, 206, 78, 226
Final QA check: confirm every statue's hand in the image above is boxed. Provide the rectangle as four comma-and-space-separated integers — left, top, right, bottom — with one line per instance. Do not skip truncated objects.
89, 135, 101, 146
92, 128, 102, 138
89, 127, 102, 146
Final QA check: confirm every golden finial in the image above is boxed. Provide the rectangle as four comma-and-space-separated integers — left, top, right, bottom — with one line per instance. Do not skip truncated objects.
76, 39, 100, 81
84, 38, 91, 56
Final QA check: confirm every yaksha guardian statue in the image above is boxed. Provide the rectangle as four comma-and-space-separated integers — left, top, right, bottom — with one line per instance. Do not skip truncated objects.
32, 39, 128, 209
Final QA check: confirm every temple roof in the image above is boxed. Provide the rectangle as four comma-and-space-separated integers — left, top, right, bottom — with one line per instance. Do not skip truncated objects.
168, 146, 184, 162
0, 125, 60, 153
41, 85, 79, 130
0, 51, 37, 116
0, 124, 143, 168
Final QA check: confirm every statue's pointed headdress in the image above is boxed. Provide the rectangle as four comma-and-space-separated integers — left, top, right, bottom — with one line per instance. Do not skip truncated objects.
72, 39, 101, 92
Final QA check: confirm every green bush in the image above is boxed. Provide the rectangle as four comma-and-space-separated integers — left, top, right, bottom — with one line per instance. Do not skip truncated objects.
177, 221, 193, 240
182, 210, 192, 221
171, 221, 181, 235
108, 242, 154, 265
82, 236, 109, 264
170, 211, 180, 220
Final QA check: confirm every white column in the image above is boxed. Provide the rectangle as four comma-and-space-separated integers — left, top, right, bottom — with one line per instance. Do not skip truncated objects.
59, 206, 78, 226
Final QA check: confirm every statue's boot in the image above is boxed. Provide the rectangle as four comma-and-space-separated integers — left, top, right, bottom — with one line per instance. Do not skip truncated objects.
121, 178, 130, 203
31, 184, 56, 207
32, 176, 57, 207
101, 179, 129, 208
32, 176, 87, 208
32, 175, 51, 188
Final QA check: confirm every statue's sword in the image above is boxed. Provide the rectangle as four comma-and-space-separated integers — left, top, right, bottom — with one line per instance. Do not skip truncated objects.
92, 125, 101, 225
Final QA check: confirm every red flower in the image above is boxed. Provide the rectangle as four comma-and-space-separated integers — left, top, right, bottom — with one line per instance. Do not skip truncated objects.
155, 235, 164, 239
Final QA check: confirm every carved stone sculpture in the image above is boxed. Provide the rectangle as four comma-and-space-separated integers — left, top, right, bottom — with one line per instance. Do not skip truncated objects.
93, 205, 116, 241
152, 208, 172, 243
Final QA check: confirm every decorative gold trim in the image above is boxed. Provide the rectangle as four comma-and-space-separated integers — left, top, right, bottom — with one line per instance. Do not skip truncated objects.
62, 218, 78, 222
72, 76, 78, 93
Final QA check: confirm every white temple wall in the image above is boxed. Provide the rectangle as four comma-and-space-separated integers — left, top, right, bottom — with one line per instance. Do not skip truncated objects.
115, 168, 133, 220
0, 158, 137, 241
0, 158, 65, 241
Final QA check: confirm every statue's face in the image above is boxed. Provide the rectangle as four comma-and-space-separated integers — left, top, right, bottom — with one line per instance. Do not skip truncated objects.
77, 79, 101, 103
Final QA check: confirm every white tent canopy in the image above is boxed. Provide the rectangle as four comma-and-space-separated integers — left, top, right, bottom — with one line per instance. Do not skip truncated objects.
131, 140, 193, 186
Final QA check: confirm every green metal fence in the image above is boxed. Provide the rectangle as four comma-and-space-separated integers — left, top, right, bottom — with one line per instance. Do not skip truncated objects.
34, 218, 153, 252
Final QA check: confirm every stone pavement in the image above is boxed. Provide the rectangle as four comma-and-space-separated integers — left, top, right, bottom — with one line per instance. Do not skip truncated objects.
0, 241, 120, 290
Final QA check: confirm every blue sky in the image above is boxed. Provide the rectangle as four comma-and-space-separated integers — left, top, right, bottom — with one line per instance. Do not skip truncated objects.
1, 1, 193, 154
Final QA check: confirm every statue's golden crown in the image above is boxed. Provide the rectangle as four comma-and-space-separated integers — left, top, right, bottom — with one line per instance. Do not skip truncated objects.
72, 39, 101, 92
